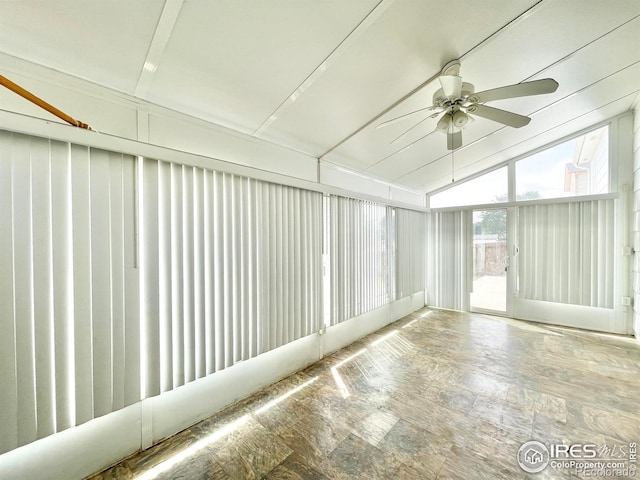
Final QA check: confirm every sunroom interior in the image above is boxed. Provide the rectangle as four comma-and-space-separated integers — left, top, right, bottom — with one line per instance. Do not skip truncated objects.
0, 1, 639, 479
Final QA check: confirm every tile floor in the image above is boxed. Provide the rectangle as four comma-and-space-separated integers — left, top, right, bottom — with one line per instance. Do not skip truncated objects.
88, 308, 640, 479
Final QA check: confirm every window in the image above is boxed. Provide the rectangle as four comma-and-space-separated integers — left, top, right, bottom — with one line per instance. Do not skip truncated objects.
429, 166, 508, 208
516, 126, 608, 201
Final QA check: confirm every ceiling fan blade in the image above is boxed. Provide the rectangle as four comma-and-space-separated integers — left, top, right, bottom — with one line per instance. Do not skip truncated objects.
377, 106, 438, 129
447, 131, 462, 150
439, 75, 462, 99
470, 78, 558, 103
390, 116, 433, 145
467, 104, 531, 128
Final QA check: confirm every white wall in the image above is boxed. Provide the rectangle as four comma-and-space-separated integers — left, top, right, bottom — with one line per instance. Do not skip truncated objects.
632, 93, 640, 339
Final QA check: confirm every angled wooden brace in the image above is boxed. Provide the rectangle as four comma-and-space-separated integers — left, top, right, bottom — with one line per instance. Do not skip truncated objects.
0, 73, 92, 130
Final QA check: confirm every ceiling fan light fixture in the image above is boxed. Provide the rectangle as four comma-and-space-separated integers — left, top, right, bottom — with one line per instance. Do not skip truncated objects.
461, 82, 475, 98
436, 114, 452, 132
452, 110, 468, 128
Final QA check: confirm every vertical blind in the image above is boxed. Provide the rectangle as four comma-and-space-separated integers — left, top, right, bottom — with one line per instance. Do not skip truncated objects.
426, 210, 471, 310
396, 208, 426, 298
328, 197, 394, 325
140, 159, 323, 396
518, 199, 615, 308
0, 129, 426, 456
0, 131, 139, 455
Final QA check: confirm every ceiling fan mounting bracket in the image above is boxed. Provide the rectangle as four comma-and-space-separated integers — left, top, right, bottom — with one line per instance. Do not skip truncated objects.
441, 59, 461, 76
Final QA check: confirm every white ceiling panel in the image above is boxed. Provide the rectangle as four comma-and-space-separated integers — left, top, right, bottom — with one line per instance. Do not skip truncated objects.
0, 1, 164, 94
453, 0, 640, 95
146, 0, 380, 134
255, 0, 540, 156
324, 0, 640, 185
362, 15, 640, 183
0, 1, 638, 196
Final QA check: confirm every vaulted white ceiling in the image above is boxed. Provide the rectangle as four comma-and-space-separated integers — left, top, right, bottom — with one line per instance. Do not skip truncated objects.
1, 0, 638, 194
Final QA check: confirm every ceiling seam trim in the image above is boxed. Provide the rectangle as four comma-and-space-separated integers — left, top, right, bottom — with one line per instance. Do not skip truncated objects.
320, 158, 424, 196
134, 0, 184, 100
521, 14, 640, 83
251, 0, 397, 138
316, 0, 546, 160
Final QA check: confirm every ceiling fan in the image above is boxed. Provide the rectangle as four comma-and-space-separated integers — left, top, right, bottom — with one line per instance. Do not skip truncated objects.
377, 60, 559, 150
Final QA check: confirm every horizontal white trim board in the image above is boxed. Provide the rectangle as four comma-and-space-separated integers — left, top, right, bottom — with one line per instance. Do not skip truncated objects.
0, 110, 426, 211
0, 293, 424, 480
512, 298, 623, 334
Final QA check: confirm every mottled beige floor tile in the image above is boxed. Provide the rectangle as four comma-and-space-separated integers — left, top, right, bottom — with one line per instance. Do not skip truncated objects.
377, 419, 452, 477
347, 409, 399, 446
469, 394, 533, 437
254, 401, 315, 436
263, 453, 327, 480
579, 405, 640, 443
88, 307, 640, 480
318, 433, 398, 480
531, 412, 607, 447
459, 371, 511, 399
123, 428, 199, 473
436, 444, 519, 480
88, 464, 133, 480
425, 382, 478, 413
213, 426, 292, 479
154, 450, 229, 480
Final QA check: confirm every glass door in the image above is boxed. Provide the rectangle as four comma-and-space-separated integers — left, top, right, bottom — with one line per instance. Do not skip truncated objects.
470, 208, 508, 313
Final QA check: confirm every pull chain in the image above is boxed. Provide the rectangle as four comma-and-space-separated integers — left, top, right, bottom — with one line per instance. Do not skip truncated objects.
451, 113, 455, 183
451, 148, 455, 183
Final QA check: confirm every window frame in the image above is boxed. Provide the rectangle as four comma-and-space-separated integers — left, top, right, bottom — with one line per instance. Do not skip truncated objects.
427, 120, 615, 211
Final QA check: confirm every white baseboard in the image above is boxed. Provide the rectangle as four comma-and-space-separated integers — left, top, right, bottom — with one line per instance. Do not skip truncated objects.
512, 298, 623, 334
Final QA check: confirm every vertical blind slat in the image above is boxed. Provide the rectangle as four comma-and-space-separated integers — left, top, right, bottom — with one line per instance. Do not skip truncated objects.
141, 157, 160, 399
182, 167, 195, 383
0, 131, 18, 453
193, 168, 206, 379
158, 161, 172, 392
109, 152, 126, 412
203, 170, 215, 375
70, 144, 95, 424
50, 141, 74, 432
31, 137, 56, 438
13, 136, 38, 445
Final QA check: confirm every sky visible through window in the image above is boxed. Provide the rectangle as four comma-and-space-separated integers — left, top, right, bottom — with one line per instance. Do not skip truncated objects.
429, 166, 507, 208
516, 140, 576, 200
429, 126, 608, 209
